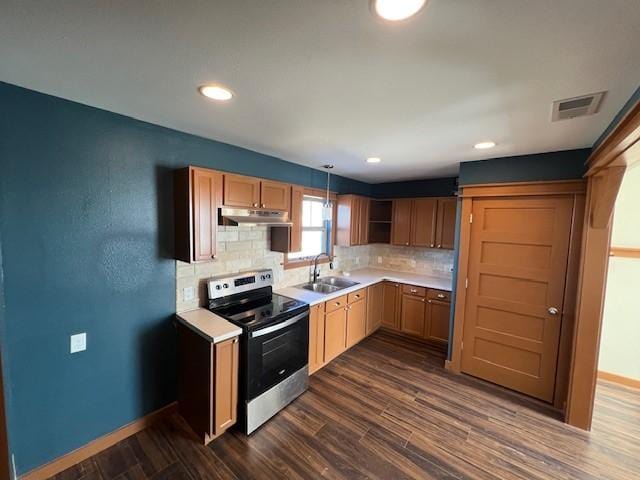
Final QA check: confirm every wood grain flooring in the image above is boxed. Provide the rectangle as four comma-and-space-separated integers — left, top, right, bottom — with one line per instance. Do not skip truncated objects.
49, 330, 640, 480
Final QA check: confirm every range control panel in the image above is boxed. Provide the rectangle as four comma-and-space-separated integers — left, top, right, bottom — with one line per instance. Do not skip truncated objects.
207, 269, 273, 299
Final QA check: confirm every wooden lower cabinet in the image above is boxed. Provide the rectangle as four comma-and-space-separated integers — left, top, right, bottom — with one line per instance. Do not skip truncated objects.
382, 282, 401, 330
426, 299, 450, 344
309, 303, 326, 374
177, 324, 239, 444
346, 298, 366, 348
400, 294, 427, 337
324, 307, 347, 363
366, 283, 384, 334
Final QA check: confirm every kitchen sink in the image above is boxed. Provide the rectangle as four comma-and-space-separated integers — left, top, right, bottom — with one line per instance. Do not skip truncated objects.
296, 276, 360, 294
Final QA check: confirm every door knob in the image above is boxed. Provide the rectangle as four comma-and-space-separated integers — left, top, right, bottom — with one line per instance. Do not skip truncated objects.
548, 307, 559, 315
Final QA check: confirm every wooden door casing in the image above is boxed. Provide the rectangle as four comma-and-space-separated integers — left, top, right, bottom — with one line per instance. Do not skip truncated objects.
366, 283, 384, 334
223, 174, 260, 208
436, 198, 457, 250
391, 199, 412, 246
346, 299, 366, 348
461, 196, 574, 402
260, 180, 291, 210
411, 198, 438, 247
214, 338, 239, 436
400, 294, 427, 337
309, 303, 326, 374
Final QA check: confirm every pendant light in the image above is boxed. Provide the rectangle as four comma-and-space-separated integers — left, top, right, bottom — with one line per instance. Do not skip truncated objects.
322, 164, 334, 221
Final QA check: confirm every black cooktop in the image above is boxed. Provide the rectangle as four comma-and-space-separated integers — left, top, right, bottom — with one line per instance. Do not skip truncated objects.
210, 293, 308, 330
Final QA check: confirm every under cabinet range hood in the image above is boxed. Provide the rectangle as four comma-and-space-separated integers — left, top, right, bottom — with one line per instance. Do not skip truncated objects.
219, 207, 292, 226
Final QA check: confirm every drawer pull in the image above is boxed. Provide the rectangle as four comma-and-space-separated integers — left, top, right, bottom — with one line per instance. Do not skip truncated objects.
437, 293, 446, 299
355, 294, 360, 298
410, 289, 418, 293
334, 302, 341, 306
427, 300, 432, 304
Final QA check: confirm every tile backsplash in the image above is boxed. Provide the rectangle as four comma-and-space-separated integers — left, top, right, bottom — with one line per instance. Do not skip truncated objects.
176, 226, 455, 312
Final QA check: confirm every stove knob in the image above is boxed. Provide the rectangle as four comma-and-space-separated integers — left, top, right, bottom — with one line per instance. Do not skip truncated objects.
215, 285, 221, 290
223, 283, 229, 289
260, 275, 266, 281
266, 274, 271, 279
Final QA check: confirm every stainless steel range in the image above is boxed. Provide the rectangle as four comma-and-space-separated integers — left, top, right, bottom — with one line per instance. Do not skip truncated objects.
207, 269, 309, 434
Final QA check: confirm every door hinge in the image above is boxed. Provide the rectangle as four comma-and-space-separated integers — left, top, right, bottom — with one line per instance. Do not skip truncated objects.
469, 213, 473, 224
465, 278, 469, 289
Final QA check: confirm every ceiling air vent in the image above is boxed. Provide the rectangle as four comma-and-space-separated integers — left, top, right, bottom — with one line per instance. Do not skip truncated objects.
551, 91, 605, 121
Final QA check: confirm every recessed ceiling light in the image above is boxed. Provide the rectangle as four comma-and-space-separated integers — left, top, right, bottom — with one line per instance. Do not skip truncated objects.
474, 141, 496, 150
372, 0, 427, 21
366, 157, 382, 164
198, 84, 233, 101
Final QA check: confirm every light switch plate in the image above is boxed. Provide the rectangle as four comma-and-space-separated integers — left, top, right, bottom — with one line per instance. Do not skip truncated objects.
183, 286, 195, 302
70, 333, 87, 354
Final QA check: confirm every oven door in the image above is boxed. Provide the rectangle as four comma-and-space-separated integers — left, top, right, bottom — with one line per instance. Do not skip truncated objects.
246, 309, 309, 400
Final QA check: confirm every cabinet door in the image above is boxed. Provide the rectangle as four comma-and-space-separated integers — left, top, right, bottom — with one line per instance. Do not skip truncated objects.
411, 198, 438, 248
337, 195, 356, 247
214, 337, 239, 437
309, 303, 326, 375
436, 198, 457, 250
366, 283, 384, 334
224, 174, 261, 208
426, 300, 450, 344
324, 307, 347, 363
382, 282, 400, 329
346, 299, 366, 348
391, 199, 412, 246
351, 197, 361, 245
261, 180, 291, 210
400, 294, 427, 337
359, 197, 370, 245
193, 168, 222, 261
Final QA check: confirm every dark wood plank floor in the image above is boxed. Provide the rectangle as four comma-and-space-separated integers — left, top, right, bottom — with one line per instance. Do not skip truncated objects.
51, 330, 640, 480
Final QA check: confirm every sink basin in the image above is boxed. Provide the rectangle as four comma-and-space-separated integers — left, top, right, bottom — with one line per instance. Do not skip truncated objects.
295, 276, 360, 294
316, 276, 360, 289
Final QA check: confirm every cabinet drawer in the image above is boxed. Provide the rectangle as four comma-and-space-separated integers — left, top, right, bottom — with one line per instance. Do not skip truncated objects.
402, 285, 426, 297
347, 289, 367, 304
325, 295, 348, 313
427, 289, 451, 302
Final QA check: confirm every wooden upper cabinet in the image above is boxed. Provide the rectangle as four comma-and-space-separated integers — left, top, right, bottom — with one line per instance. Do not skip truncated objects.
269, 184, 303, 253
223, 174, 261, 208
174, 166, 222, 263
261, 180, 291, 210
411, 198, 438, 248
436, 198, 457, 250
337, 195, 370, 246
391, 199, 412, 246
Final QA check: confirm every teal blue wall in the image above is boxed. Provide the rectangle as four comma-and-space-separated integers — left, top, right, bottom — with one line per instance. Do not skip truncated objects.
0, 81, 383, 475
458, 149, 590, 186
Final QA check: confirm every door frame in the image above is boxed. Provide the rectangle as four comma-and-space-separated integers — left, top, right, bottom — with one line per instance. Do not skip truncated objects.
446, 180, 587, 411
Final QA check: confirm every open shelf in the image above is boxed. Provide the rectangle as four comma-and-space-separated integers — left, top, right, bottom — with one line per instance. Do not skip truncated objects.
368, 200, 393, 243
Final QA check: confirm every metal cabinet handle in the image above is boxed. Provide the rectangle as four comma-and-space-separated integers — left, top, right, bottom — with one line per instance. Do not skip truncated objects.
427, 300, 432, 303
262, 203, 266, 208
253, 202, 258, 207
437, 293, 445, 299
430, 243, 434, 248
410, 289, 418, 293
437, 244, 441, 248
334, 302, 341, 306
355, 294, 360, 298
233, 338, 238, 344
405, 242, 409, 246
548, 307, 559, 316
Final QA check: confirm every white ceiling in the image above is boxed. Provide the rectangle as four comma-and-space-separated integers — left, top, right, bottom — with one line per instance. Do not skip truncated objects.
1, 0, 639, 183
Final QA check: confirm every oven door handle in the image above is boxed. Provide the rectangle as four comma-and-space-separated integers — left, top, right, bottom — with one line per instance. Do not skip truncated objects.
251, 311, 307, 338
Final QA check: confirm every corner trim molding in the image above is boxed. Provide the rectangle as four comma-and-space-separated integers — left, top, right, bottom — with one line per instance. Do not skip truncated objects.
20, 402, 177, 480
598, 371, 640, 389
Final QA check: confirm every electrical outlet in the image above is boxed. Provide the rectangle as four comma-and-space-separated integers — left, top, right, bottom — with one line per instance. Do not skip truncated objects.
183, 286, 195, 302
70, 333, 87, 354
377, 256, 382, 264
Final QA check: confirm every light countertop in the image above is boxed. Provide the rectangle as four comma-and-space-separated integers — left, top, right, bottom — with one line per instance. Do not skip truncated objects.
176, 308, 242, 344
276, 267, 453, 306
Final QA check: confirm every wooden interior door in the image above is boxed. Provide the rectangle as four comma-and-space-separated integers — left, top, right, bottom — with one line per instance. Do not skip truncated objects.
411, 198, 438, 247
214, 337, 239, 436
391, 199, 412, 246
366, 283, 384, 334
436, 198, 457, 249
192, 168, 221, 261
382, 282, 400, 329
223, 174, 260, 208
260, 180, 291, 210
461, 196, 574, 402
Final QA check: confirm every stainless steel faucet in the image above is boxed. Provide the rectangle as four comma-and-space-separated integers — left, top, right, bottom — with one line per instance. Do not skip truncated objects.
310, 252, 333, 283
